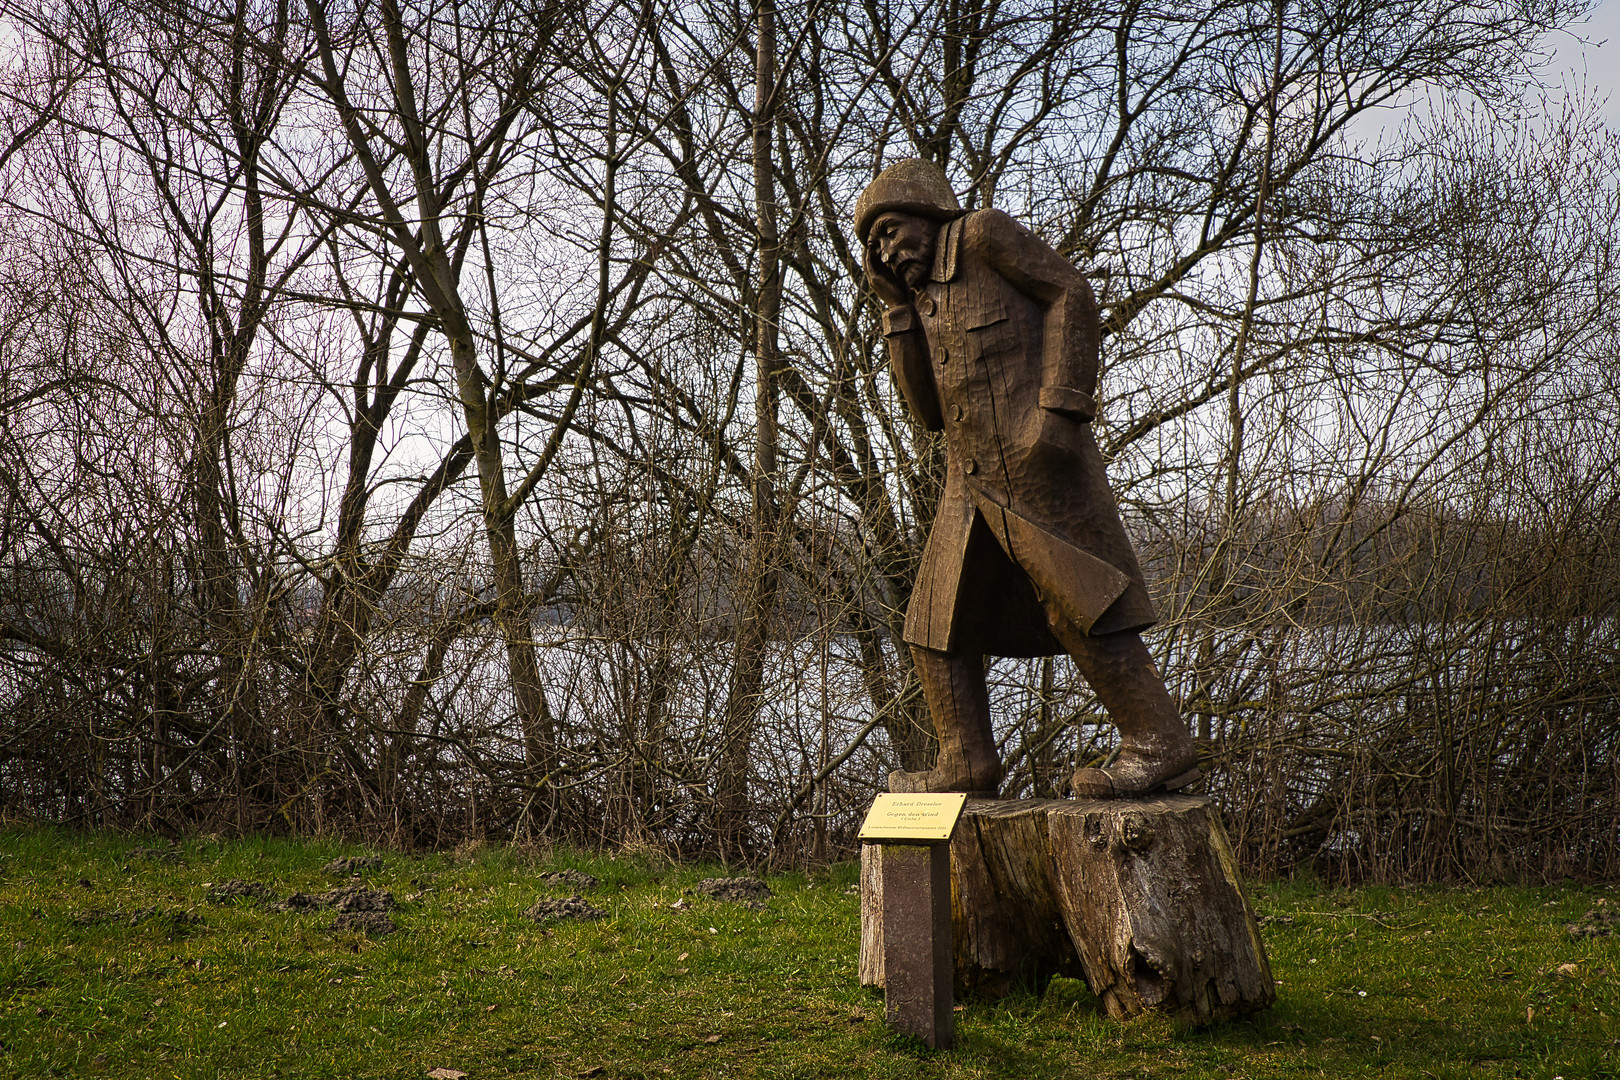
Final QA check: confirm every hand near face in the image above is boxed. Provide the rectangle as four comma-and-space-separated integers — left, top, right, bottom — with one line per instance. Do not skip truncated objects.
864, 242, 912, 308
866, 211, 939, 298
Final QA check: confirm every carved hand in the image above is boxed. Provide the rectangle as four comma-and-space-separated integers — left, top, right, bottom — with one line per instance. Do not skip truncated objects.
863, 243, 912, 311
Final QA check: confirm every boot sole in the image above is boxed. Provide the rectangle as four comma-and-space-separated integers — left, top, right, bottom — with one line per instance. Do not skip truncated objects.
1071, 764, 1202, 799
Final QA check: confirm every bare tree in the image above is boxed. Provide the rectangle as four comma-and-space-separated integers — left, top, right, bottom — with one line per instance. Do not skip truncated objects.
2, 0, 1616, 881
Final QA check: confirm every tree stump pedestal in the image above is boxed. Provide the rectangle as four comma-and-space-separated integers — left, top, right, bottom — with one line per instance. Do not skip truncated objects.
860, 794, 1275, 1022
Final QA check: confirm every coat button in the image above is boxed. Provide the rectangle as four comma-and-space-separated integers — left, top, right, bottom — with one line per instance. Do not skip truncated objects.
950, 403, 963, 421
964, 457, 978, 475
937, 345, 949, 365
918, 294, 936, 316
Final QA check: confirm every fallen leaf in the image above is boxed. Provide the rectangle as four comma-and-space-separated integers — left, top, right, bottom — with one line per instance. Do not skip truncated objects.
677, 952, 689, 962
485, 1004, 498, 1012
427, 1070, 468, 1079
1557, 963, 1580, 978
704, 1034, 722, 1044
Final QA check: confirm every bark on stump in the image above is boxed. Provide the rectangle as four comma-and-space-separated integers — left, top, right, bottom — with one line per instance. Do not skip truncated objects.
860, 794, 1275, 1023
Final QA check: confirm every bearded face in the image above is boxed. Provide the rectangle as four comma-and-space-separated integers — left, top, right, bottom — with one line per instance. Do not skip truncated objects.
868, 211, 939, 290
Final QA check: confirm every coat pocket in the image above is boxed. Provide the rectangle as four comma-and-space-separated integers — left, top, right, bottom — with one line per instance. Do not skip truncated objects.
962, 292, 1007, 330
961, 291, 1011, 364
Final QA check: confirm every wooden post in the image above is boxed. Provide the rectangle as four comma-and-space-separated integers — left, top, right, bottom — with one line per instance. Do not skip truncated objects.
874, 842, 953, 1048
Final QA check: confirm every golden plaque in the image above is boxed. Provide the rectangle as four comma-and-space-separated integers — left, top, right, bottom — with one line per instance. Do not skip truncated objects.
857, 792, 968, 843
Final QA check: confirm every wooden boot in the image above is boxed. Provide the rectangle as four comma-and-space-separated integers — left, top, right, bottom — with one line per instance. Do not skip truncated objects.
1055, 628, 1200, 799
889, 646, 1002, 797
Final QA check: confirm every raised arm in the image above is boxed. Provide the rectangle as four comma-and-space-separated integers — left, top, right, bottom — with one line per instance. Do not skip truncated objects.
965, 209, 1100, 420
866, 244, 944, 431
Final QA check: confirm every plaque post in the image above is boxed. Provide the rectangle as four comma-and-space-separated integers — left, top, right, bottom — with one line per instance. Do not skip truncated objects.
877, 841, 952, 1047
858, 793, 967, 1049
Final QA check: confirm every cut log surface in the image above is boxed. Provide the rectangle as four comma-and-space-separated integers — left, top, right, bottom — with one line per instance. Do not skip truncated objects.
860, 794, 1274, 1023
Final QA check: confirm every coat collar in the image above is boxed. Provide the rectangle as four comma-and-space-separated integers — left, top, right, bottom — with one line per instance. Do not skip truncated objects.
930, 216, 964, 283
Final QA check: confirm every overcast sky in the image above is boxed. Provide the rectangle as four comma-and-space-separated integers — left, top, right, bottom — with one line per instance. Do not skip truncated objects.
1548, 0, 1619, 126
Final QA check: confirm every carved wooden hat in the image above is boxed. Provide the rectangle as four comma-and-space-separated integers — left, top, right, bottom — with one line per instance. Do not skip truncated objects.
853, 158, 964, 242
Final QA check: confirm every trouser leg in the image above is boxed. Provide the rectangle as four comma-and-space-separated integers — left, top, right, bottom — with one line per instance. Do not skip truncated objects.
888, 645, 1002, 796
1046, 615, 1200, 797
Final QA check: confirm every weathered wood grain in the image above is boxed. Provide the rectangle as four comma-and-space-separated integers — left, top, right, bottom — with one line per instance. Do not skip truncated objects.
858, 842, 883, 986
1047, 795, 1275, 1022
861, 794, 1274, 1022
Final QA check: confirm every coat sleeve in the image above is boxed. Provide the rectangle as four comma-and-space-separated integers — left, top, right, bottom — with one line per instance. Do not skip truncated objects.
882, 304, 944, 431
966, 209, 1099, 420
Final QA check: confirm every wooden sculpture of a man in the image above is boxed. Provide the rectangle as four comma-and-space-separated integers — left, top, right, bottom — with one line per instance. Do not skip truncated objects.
857, 158, 1199, 799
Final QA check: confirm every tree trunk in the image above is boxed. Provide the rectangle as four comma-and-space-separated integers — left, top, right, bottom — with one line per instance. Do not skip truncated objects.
715, 0, 781, 856
862, 795, 1275, 1023
452, 333, 556, 777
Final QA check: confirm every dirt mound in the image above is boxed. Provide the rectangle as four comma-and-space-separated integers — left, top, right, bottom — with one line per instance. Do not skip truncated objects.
331, 910, 397, 935
323, 856, 384, 875
200, 878, 397, 928
274, 885, 393, 913
274, 891, 323, 911
524, 896, 606, 923
537, 870, 598, 891
1568, 899, 1620, 939
328, 886, 393, 912
207, 879, 277, 904
695, 877, 770, 908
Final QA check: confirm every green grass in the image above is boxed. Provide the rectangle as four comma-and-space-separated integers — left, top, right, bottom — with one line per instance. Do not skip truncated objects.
2, 826, 1617, 1079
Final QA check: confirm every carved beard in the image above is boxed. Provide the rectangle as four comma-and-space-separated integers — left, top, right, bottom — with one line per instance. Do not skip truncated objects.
893, 229, 937, 291
898, 256, 930, 290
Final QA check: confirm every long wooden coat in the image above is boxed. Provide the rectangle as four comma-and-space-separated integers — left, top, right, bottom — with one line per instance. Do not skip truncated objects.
884, 209, 1156, 657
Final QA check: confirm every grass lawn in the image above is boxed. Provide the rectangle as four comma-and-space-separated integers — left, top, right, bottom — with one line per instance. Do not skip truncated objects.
2, 825, 1617, 1079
